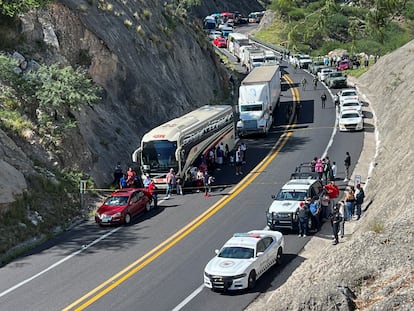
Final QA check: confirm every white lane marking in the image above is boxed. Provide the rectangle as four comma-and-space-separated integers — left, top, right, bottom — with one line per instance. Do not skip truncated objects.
171, 284, 205, 311
0, 197, 169, 298
321, 91, 339, 159
0, 226, 123, 298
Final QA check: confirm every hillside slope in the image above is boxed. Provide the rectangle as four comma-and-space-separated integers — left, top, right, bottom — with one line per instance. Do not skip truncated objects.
246, 40, 414, 311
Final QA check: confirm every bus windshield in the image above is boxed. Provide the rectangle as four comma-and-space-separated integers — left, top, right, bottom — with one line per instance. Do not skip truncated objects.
142, 140, 178, 171
240, 104, 263, 112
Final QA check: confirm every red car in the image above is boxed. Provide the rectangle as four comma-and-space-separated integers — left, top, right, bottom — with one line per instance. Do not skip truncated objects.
213, 37, 227, 48
337, 59, 352, 70
95, 188, 152, 225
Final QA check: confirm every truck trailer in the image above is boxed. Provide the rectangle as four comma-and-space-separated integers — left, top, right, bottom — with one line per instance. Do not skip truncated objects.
237, 65, 281, 137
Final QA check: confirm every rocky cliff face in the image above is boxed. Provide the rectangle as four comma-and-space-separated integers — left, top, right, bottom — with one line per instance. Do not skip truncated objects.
0, 0, 264, 200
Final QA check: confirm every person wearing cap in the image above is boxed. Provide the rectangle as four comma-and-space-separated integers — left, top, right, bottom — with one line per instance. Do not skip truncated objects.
296, 201, 309, 238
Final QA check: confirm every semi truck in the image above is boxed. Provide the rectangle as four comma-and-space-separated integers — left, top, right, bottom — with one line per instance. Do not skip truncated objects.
237, 65, 281, 137
241, 46, 266, 72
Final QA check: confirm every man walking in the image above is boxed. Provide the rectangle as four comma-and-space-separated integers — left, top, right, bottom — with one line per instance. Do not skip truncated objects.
344, 152, 351, 182
321, 92, 327, 109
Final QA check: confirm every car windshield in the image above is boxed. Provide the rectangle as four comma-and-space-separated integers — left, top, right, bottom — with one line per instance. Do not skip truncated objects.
342, 113, 360, 118
343, 103, 359, 107
240, 104, 263, 112
330, 73, 343, 77
142, 140, 178, 171
342, 91, 357, 97
104, 195, 129, 206
275, 190, 307, 201
218, 247, 254, 259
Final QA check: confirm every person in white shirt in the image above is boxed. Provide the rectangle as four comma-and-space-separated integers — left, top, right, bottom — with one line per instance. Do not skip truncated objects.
331, 161, 337, 180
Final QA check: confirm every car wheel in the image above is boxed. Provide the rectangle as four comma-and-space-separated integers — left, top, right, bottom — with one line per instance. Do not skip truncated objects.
145, 201, 151, 212
125, 213, 132, 225
248, 270, 256, 289
276, 247, 283, 266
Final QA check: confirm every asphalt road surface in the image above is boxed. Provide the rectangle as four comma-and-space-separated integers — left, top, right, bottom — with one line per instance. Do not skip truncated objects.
0, 34, 364, 311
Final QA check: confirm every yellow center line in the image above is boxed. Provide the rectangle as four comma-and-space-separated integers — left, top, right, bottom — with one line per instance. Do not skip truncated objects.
63, 75, 299, 311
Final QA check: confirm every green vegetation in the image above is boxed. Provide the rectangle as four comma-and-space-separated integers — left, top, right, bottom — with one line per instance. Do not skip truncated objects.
0, 0, 52, 17
0, 170, 91, 261
256, 0, 414, 56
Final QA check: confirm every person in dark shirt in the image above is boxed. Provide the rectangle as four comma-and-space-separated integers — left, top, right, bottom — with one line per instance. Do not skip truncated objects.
297, 201, 309, 237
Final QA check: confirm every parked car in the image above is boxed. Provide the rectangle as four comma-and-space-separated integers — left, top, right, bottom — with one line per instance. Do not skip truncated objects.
325, 71, 347, 88
95, 188, 152, 225
208, 31, 222, 41
339, 109, 364, 132
318, 67, 335, 82
213, 37, 227, 48
266, 178, 323, 231
309, 60, 326, 74
340, 99, 363, 115
204, 230, 284, 291
334, 88, 359, 105
337, 59, 352, 70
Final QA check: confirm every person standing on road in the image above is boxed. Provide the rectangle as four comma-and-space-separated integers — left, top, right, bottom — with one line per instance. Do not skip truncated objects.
344, 152, 351, 182
330, 204, 343, 245
354, 183, 365, 220
301, 77, 307, 90
148, 179, 158, 208
321, 92, 327, 109
313, 76, 318, 89
235, 146, 243, 175
297, 201, 309, 238
165, 168, 176, 198
240, 142, 247, 164
345, 186, 355, 221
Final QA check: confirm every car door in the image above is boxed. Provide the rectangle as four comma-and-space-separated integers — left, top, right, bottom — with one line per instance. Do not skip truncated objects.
129, 191, 140, 217
135, 190, 147, 214
256, 239, 268, 277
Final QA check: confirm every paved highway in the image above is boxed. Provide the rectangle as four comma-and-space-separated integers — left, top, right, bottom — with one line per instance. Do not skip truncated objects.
0, 33, 364, 311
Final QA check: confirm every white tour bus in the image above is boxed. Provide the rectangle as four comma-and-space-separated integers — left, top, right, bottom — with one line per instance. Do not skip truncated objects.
227, 33, 250, 62
132, 105, 236, 188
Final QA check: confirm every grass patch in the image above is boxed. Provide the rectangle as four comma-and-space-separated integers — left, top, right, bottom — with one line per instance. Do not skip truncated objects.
369, 218, 385, 233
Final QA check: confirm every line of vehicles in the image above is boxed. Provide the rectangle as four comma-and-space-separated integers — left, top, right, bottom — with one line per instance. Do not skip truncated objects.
94, 31, 365, 292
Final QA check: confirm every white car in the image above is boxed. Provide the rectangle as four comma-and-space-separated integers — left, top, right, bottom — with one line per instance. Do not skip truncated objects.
204, 230, 284, 291
266, 178, 323, 231
334, 88, 359, 105
340, 98, 363, 115
318, 68, 335, 82
339, 109, 364, 131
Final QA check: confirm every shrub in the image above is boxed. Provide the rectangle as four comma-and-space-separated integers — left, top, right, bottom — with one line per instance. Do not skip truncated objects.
142, 9, 152, 20
124, 19, 133, 28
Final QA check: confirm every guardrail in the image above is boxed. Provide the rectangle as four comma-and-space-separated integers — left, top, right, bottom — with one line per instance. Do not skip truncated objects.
247, 35, 290, 56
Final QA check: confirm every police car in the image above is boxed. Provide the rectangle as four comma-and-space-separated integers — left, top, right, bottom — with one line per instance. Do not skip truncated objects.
266, 178, 323, 231
203, 230, 284, 291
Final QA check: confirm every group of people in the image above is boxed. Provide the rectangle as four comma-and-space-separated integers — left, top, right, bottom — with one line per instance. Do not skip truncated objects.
309, 152, 352, 184
296, 179, 365, 245
113, 164, 142, 189
310, 156, 337, 184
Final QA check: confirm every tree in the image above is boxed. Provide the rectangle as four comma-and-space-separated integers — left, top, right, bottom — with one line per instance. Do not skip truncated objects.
25, 64, 101, 131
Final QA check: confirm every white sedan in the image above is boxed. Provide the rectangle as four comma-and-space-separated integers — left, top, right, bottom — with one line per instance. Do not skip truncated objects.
340, 98, 363, 115
339, 109, 364, 131
204, 230, 284, 291
318, 67, 335, 82
334, 88, 360, 105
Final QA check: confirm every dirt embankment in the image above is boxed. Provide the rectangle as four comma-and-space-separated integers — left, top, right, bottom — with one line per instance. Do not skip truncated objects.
246, 40, 414, 311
